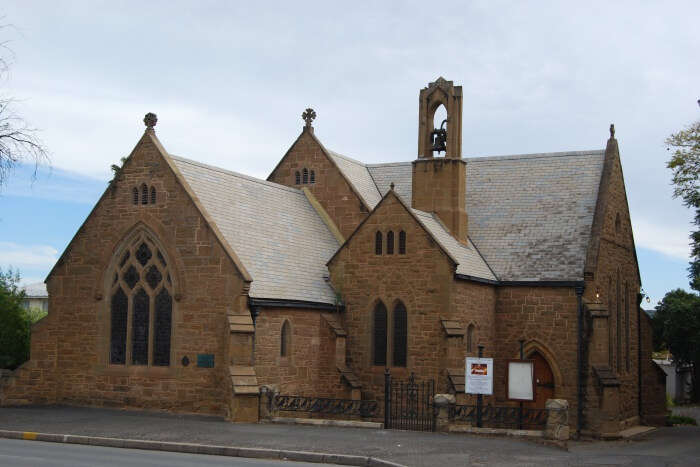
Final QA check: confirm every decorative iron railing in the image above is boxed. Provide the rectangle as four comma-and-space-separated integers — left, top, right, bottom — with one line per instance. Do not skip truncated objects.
450, 404, 550, 430
385, 371, 435, 432
270, 395, 379, 418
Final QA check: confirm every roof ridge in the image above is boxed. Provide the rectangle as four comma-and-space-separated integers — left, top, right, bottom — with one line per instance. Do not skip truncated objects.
464, 149, 605, 162
326, 149, 368, 167
170, 155, 303, 195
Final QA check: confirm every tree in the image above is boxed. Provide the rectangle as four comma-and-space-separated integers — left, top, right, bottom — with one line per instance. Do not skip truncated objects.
652, 289, 700, 402
666, 119, 700, 291
0, 268, 31, 369
0, 24, 49, 188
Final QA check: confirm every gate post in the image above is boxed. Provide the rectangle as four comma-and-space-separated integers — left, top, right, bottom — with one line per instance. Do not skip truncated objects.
433, 394, 455, 432
384, 368, 391, 429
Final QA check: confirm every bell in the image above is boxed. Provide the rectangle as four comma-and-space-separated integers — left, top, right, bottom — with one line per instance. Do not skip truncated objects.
431, 118, 448, 154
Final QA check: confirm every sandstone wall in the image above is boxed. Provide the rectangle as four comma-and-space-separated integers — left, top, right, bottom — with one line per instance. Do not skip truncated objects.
1, 132, 246, 417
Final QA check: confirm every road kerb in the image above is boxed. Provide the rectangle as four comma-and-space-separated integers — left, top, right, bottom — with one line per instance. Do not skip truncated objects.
0, 429, 406, 466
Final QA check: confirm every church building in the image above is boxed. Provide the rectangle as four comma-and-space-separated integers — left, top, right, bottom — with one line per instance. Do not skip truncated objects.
1, 78, 666, 438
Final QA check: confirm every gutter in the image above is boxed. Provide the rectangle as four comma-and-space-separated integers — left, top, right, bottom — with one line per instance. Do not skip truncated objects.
454, 274, 585, 288
637, 292, 643, 419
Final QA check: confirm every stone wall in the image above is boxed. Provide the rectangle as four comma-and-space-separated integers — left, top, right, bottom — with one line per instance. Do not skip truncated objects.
1, 131, 246, 417
639, 311, 668, 425
267, 129, 368, 238
493, 286, 580, 426
583, 137, 644, 431
328, 192, 455, 403
253, 308, 348, 398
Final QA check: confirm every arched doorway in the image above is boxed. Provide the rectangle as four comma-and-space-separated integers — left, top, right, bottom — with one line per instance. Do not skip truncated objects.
526, 351, 555, 409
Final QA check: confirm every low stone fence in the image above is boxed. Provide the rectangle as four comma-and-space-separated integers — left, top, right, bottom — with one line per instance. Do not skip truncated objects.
259, 387, 379, 422
434, 394, 570, 440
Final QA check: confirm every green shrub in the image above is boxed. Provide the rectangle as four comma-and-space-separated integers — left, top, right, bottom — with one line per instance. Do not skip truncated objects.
0, 269, 31, 369
668, 415, 697, 426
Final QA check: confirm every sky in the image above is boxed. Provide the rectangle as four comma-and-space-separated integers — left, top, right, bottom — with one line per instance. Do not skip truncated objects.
0, 0, 698, 306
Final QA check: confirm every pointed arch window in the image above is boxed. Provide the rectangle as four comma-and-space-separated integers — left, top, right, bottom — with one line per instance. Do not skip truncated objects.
373, 302, 387, 366
398, 231, 406, 254
150, 186, 157, 204
625, 282, 630, 372
141, 184, 148, 205
295, 171, 301, 185
109, 231, 173, 367
310, 170, 315, 184
466, 324, 475, 353
281, 320, 291, 357
392, 302, 407, 367
375, 231, 383, 255
386, 231, 394, 255
302, 168, 309, 184
132, 187, 139, 205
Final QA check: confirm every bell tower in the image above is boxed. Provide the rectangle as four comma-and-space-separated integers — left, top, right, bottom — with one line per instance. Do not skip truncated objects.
412, 77, 468, 243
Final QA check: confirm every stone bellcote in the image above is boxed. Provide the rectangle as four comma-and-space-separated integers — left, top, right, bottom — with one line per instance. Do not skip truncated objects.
418, 77, 462, 159
412, 78, 468, 243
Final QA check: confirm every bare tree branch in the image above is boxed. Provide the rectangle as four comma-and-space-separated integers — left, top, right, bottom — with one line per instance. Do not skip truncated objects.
0, 21, 49, 188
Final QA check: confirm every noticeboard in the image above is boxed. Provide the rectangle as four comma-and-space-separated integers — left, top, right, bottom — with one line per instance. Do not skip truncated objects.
507, 359, 534, 401
465, 357, 493, 395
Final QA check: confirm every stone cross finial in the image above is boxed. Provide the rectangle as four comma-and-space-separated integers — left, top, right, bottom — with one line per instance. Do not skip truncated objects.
302, 108, 316, 128
144, 113, 158, 129
609, 123, 615, 139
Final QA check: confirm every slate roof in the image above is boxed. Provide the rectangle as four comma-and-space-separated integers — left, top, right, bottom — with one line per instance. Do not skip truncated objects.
363, 151, 606, 282
171, 156, 340, 304
326, 150, 382, 207
411, 209, 496, 281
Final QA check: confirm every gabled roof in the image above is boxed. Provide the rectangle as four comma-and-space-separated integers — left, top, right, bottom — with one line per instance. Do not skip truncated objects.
411, 209, 496, 281
326, 150, 382, 207
327, 189, 496, 282
21, 282, 48, 298
171, 156, 340, 304
345, 151, 606, 282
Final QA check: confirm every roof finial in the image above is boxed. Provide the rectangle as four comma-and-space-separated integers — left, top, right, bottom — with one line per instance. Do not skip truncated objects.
609, 123, 615, 139
144, 112, 157, 130
302, 108, 316, 129
390, 182, 395, 191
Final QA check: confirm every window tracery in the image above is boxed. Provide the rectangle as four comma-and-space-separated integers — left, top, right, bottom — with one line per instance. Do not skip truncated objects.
109, 231, 173, 367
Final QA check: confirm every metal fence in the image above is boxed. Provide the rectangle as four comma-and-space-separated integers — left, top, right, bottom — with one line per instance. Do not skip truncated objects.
450, 404, 550, 430
270, 394, 379, 418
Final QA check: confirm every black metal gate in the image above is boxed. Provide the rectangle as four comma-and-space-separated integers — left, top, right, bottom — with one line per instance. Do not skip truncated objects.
384, 370, 435, 432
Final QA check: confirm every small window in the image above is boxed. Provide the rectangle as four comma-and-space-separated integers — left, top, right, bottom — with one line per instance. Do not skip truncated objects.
302, 168, 308, 184
386, 231, 394, 255
132, 187, 139, 205
310, 170, 315, 184
398, 231, 406, 254
615, 213, 621, 234
295, 171, 301, 185
373, 302, 387, 366
281, 320, 291, 357
150, 187, 156, 204
466, 324, 475, 353
392, 302, 407, 367
375, 231, 382, 255
141, 184, 148, 205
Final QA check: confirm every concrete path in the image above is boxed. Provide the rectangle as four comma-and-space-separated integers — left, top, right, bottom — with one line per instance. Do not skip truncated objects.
0, 438, 334, 467
1, 406, 699, 466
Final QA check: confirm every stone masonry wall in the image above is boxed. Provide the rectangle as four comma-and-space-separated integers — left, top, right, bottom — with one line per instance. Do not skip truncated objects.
448, 279, 496, 405
493, 286, 580, 426
267, 129, 369, 238
584, 142, 643, 429
1, 132, 246, 417
254, 308, 348, 398
640, 310, 667, 425
328, 193, 455, 405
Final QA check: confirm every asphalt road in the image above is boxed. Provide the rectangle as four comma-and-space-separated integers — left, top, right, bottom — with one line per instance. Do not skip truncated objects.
2, 406, 700, 466
0, 438, 337, 467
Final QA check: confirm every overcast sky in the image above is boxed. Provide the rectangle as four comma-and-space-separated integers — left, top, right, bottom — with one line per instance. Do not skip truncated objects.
1, 0, 698, 305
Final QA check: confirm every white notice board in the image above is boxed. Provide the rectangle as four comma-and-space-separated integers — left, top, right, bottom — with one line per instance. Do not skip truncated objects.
507, 360, 534, 401
465, 357, 493, 395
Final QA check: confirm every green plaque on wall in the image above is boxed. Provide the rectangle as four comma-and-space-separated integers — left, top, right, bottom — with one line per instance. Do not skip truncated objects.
197, 354, 215, 368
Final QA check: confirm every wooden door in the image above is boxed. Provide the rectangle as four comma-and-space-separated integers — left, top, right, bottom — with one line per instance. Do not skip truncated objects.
527, 351, 554, 409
